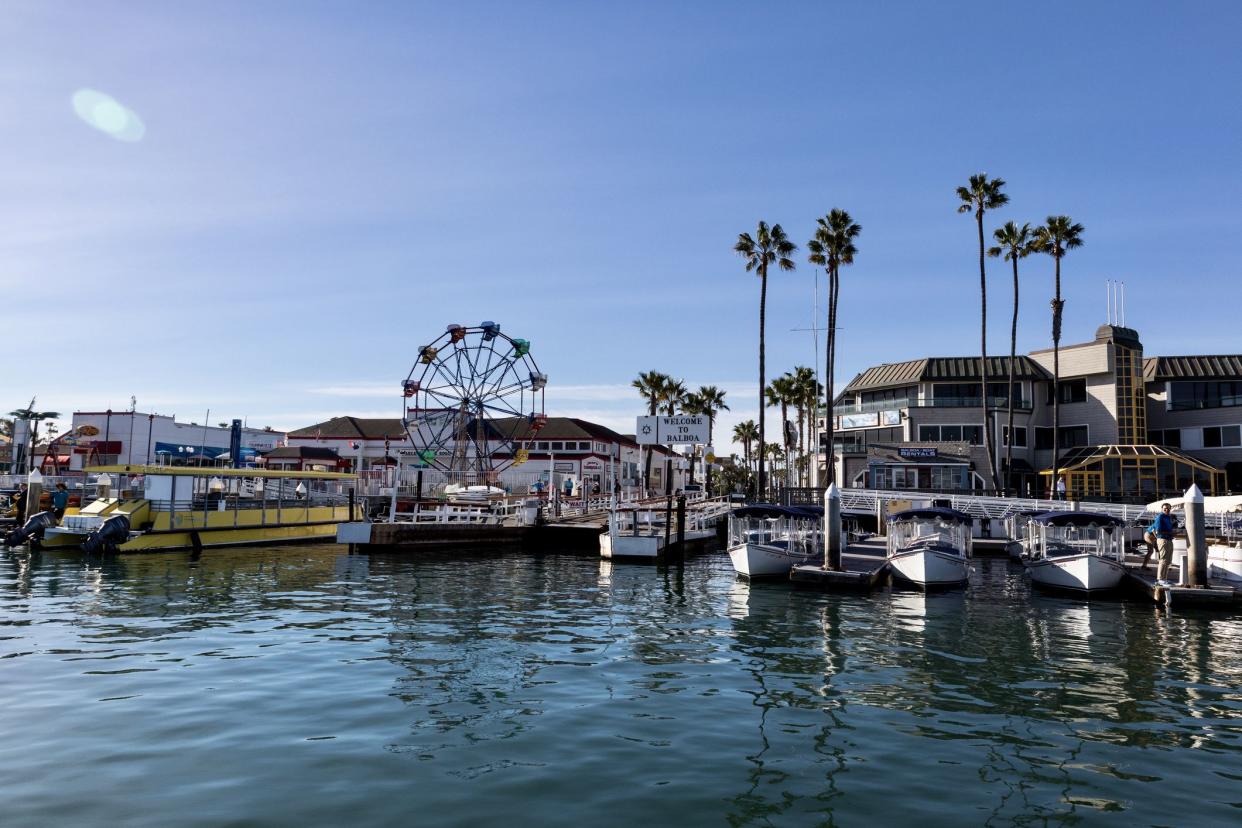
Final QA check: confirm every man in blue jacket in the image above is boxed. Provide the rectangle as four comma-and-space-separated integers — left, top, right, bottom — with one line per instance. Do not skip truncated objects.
1150, 502, 1177, 586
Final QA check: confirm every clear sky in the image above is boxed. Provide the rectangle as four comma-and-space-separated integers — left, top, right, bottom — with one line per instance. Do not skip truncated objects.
3, 1, 1240, 455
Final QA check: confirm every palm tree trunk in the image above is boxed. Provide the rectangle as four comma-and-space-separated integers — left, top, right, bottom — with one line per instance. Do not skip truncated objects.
705, 415, 714, 494
758, 265, 768, 501
1052, 254, 1063, 498
642, 397, 656, 494
977, 210, 997, 493
825, 264, 839, 486
1006, 255, 1019, 496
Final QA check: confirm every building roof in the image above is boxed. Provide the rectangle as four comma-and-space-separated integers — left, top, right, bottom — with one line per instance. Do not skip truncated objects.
486, 417, 638, 447
1143, 355, 1242, 382
1046, 444, 1223, 474
288, 417, 406, 440
844, 356, 1050, 393
262, 446, 342, 460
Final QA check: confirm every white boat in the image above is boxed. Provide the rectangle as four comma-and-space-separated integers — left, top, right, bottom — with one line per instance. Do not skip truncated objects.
1022, 511, 1127, 594
726, 504, 822, 579
1004, 510, 1044, 560
600, 503, 714, 561
886, 508, 973, 589
1208, 517, 1242, 583
443, 483, 506, 503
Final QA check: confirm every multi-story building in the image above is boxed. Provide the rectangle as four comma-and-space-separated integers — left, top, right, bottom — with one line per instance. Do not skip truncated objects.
826, 324, 1237, 500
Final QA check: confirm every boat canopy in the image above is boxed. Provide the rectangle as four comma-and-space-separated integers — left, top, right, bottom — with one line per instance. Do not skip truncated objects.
85, 464, 357, 481
1032, 510, 1124, 528
1144, 494, 1242, 514
887, 506, 973, 525
731, 504, 817, 520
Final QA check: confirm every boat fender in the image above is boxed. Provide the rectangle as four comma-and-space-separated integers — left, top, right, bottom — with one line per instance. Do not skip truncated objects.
4, 511, 57, 548
82, 514, 131, 555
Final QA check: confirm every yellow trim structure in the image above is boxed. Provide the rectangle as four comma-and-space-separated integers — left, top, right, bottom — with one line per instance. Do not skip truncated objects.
85, 465, 357, 481
1040, 444, 1225, 499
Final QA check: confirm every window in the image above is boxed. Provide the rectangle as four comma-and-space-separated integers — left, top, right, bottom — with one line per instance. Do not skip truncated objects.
550, 441, 563, 450
916, 425, 981, 444
861, 386, 915, 404
1035, 426, 1089, 449
931, 383, 1023, 405
1150, 429, 1182, 448
536, 441, 549, 450
1202, 425, 1241, 448
1002, 426, 1027, 447
1170, 381, 1242, 411
1047, 378, 1087, 405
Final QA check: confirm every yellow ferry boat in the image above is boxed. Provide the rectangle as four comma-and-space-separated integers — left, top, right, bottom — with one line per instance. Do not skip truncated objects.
39, 465, 359, 553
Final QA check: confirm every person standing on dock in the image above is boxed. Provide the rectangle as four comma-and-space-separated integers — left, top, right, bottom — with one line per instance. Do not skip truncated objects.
51, 484, 69, 521
1150, 502, 1177, 585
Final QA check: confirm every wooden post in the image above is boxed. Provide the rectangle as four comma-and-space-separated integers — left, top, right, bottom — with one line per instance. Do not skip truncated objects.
348, 487, 356, 523
825, 482, 842, 571
1184, 483, 1208, 587
676, 495, 686, 546
663, 455, 673, 551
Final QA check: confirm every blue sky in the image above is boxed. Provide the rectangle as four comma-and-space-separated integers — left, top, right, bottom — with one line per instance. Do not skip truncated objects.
3, 1, 1240, 453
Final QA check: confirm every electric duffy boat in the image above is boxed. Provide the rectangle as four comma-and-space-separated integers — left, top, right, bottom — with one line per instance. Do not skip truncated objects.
1021, 511, 1126, 594
726, 504, 824, 579
886, 507, 973, 589
32, 465, 359, 553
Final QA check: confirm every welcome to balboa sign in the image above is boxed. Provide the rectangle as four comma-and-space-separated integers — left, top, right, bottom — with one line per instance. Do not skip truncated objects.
636, 416, 708, 445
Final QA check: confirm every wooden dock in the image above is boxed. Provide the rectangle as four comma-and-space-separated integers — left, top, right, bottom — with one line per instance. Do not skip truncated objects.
1122, 560, 1242, 611
790, 538, 889, 592
340, 521, 604, 555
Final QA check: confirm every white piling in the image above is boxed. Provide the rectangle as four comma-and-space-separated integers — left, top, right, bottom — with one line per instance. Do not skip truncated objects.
824, 483, 842, 571
1184, 483, 1208, 587
26, 469, 43, 522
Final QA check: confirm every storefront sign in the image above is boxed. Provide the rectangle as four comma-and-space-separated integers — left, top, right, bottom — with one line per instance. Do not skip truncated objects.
898, 447, 938, 459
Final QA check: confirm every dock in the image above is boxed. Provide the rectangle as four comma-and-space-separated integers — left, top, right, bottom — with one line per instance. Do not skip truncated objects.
790, 537, 889, 592
1122, 560, 1242, 610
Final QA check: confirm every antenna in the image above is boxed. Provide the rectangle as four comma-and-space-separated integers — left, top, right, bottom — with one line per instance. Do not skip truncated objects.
1120, 281, 1126, 327
1105, 280, 1112, 324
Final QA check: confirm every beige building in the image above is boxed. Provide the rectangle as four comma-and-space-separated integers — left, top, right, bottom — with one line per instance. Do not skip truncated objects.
826, 325, 1236, 501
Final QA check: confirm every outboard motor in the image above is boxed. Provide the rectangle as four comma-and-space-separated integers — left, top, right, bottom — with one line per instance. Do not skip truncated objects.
4, 511, 57, 548
82, 514, 131, 555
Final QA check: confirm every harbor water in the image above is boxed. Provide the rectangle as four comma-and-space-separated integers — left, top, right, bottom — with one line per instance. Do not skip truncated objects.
2, 544, 1240, 826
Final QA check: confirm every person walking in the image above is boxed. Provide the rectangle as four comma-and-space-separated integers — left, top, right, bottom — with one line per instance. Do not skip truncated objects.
52, 483, 70, 521
1150, 502, 1177, 586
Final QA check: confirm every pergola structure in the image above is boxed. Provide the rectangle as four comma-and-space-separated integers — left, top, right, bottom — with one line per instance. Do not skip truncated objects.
1040, 444, 1225, 501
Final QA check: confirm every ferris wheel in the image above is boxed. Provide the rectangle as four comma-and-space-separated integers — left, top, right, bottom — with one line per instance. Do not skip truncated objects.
401, 321, 547, 480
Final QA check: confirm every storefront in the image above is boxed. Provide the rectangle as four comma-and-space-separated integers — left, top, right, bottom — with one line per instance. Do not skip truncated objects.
861, 444, 984, 493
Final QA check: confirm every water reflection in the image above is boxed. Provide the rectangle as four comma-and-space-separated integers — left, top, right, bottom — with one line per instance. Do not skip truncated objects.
1, 546, 1240, 826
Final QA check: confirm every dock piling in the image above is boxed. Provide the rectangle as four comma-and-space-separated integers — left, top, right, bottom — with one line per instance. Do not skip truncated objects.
1184, 483, 1208, 587
825, 483, 842, 571
26, 469, 43, 522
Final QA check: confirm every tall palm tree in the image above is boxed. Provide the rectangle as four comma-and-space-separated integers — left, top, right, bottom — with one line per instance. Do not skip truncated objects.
956, 174, 1009, 492
807, 209, 860, 486
632, 370, 669, 494
766, 375, 799, 495
661, 378, 687, 416
695, 385, 729, 493
682, 391, 706, 487
1032, 215, 1085, 495
790, 366, 819, 487
733, 419, 758, 493
7, 403, 61, 473
988, 221, 1035, 495
735, 222, 797, 503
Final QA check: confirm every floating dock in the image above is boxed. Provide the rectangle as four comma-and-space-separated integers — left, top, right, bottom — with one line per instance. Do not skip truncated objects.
790, 538, 889, 592
1122, 562, 1242, 611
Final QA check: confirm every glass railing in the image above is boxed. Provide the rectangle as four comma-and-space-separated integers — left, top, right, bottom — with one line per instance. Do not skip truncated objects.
833, 396, 1031, 414
1169, 395, 1242, 411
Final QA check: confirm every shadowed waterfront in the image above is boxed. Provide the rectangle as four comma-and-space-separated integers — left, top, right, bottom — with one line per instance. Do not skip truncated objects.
2, 545, 1240, 826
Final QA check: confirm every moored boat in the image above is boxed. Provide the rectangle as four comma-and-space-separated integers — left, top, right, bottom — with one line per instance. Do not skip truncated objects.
1208, 518, 1242, 583
1022, 511, 1126, 594
600, 502, 714, 561
886, 507, 973, 589
726, 504, 822, 579
34, 465, 358, 553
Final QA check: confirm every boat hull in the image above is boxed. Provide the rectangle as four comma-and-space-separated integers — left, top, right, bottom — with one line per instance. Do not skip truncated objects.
728, 541, 816, 579
1208, 544, 1242, 583
888, 548, 968, 589
1025, 553, 1126, 593
40, 521, 343, 552
600, 532, 663, 560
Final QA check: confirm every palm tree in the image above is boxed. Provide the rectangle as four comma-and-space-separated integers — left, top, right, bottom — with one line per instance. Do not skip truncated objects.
661, 378, 687, 416
807, 209, 860, 486
790, 366, 819, 486
1032, 215, 1085, 495
7, 402, 61, 473
733, 419, 759, 493
766, 375, 799, 496
988, 221, 1035, 495
632, 370, 669, 494
956, 174, 1009, 492
695, 385, 729, 493
735, 222, 797, 503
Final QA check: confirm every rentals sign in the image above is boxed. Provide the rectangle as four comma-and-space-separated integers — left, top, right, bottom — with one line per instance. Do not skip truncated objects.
636, 415, 708, 445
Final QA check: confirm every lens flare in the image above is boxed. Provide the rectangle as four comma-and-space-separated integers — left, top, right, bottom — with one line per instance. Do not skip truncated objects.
71, 89, 145, 142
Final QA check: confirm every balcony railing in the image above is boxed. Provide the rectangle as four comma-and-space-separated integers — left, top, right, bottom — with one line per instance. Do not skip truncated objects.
833, 396, 1031, 415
